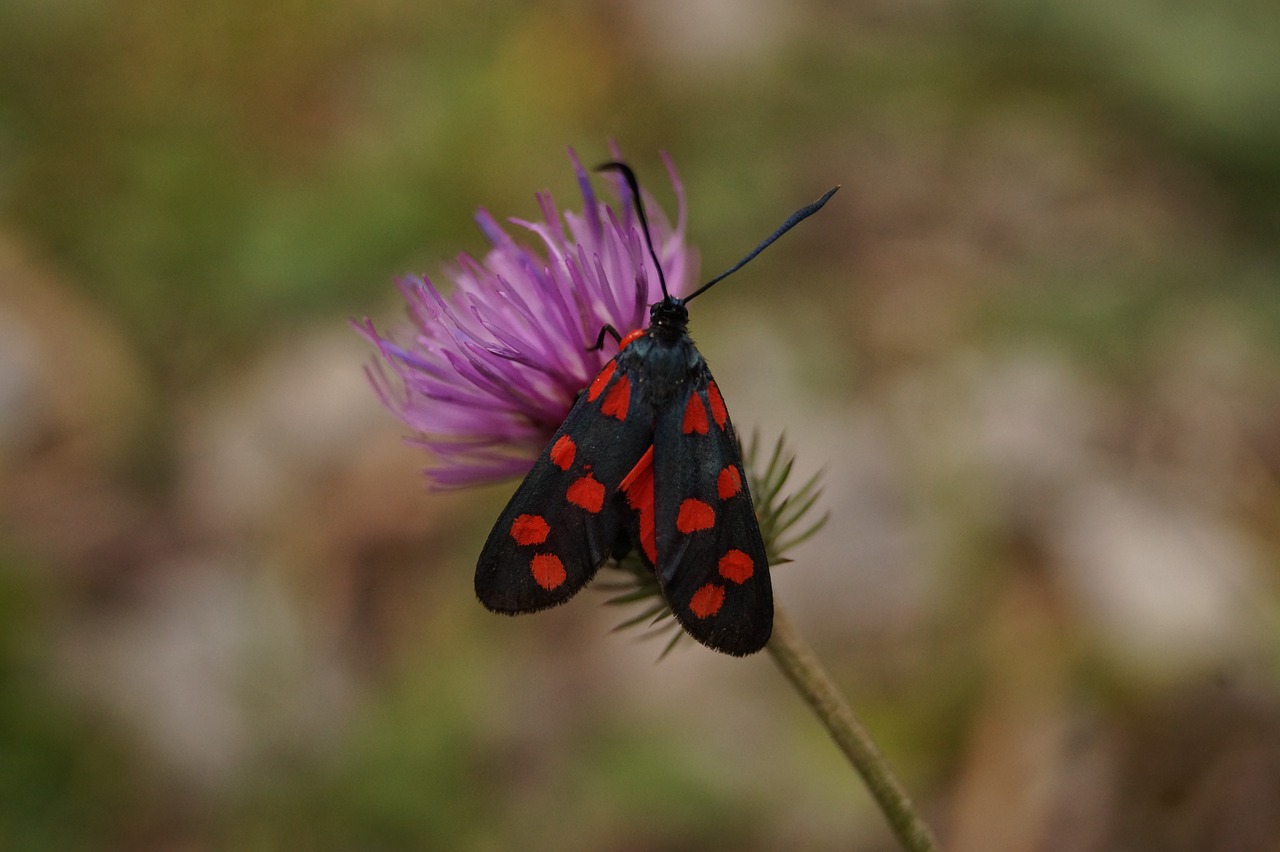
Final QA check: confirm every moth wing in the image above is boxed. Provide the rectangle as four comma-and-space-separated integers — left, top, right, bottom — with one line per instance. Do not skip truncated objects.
476, 355, 654, 613
650, 372, 773, 655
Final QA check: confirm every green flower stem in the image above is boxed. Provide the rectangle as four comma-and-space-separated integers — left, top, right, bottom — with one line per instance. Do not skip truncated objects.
767, 605, 941, 852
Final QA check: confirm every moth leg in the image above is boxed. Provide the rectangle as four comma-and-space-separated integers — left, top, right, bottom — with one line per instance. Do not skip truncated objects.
589, 324, 622, 351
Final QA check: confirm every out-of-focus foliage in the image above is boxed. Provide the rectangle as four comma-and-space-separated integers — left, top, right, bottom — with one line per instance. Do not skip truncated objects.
2, 0, 1279, 849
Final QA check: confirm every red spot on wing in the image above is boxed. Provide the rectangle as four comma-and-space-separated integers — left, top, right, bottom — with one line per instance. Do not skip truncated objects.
510, 514, 550, 546
682, 393, 709, 435
601, 374, 631, 420
587, 361, 615, 402
718, 549, 754, 583
689, 584, 725, 619
676, 499, 715, 533
530, 553, 567, 590
550, 435, 576, 470
619, 329, 646, 348
717, 466, 742, 499
706, 381, 728, 429
620, 447, 656, 563
566, 472, 606, 513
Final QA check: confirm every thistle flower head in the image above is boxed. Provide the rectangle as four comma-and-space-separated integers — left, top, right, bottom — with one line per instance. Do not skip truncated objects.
360, 150, 834, 655
358, 148, 692, 487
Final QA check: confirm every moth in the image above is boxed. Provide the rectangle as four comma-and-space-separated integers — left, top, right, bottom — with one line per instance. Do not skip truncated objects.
477, 162, 837, 655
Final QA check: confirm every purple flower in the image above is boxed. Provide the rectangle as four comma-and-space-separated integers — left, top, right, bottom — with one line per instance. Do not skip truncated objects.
357, 148, 692, 488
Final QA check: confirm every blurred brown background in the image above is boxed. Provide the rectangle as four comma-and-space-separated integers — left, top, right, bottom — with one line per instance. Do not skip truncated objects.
2, 1, 1279, 850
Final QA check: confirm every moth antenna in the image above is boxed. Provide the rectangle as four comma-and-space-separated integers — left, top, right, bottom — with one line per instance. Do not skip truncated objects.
685, 185, 840, 303
596, 161, 670, 300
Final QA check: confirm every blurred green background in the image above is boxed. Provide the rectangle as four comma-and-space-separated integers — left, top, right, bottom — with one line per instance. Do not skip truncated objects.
2, 1, 1279, 849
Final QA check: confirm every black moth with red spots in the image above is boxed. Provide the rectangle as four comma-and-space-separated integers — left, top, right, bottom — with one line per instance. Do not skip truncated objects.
476, 163, 837, 655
